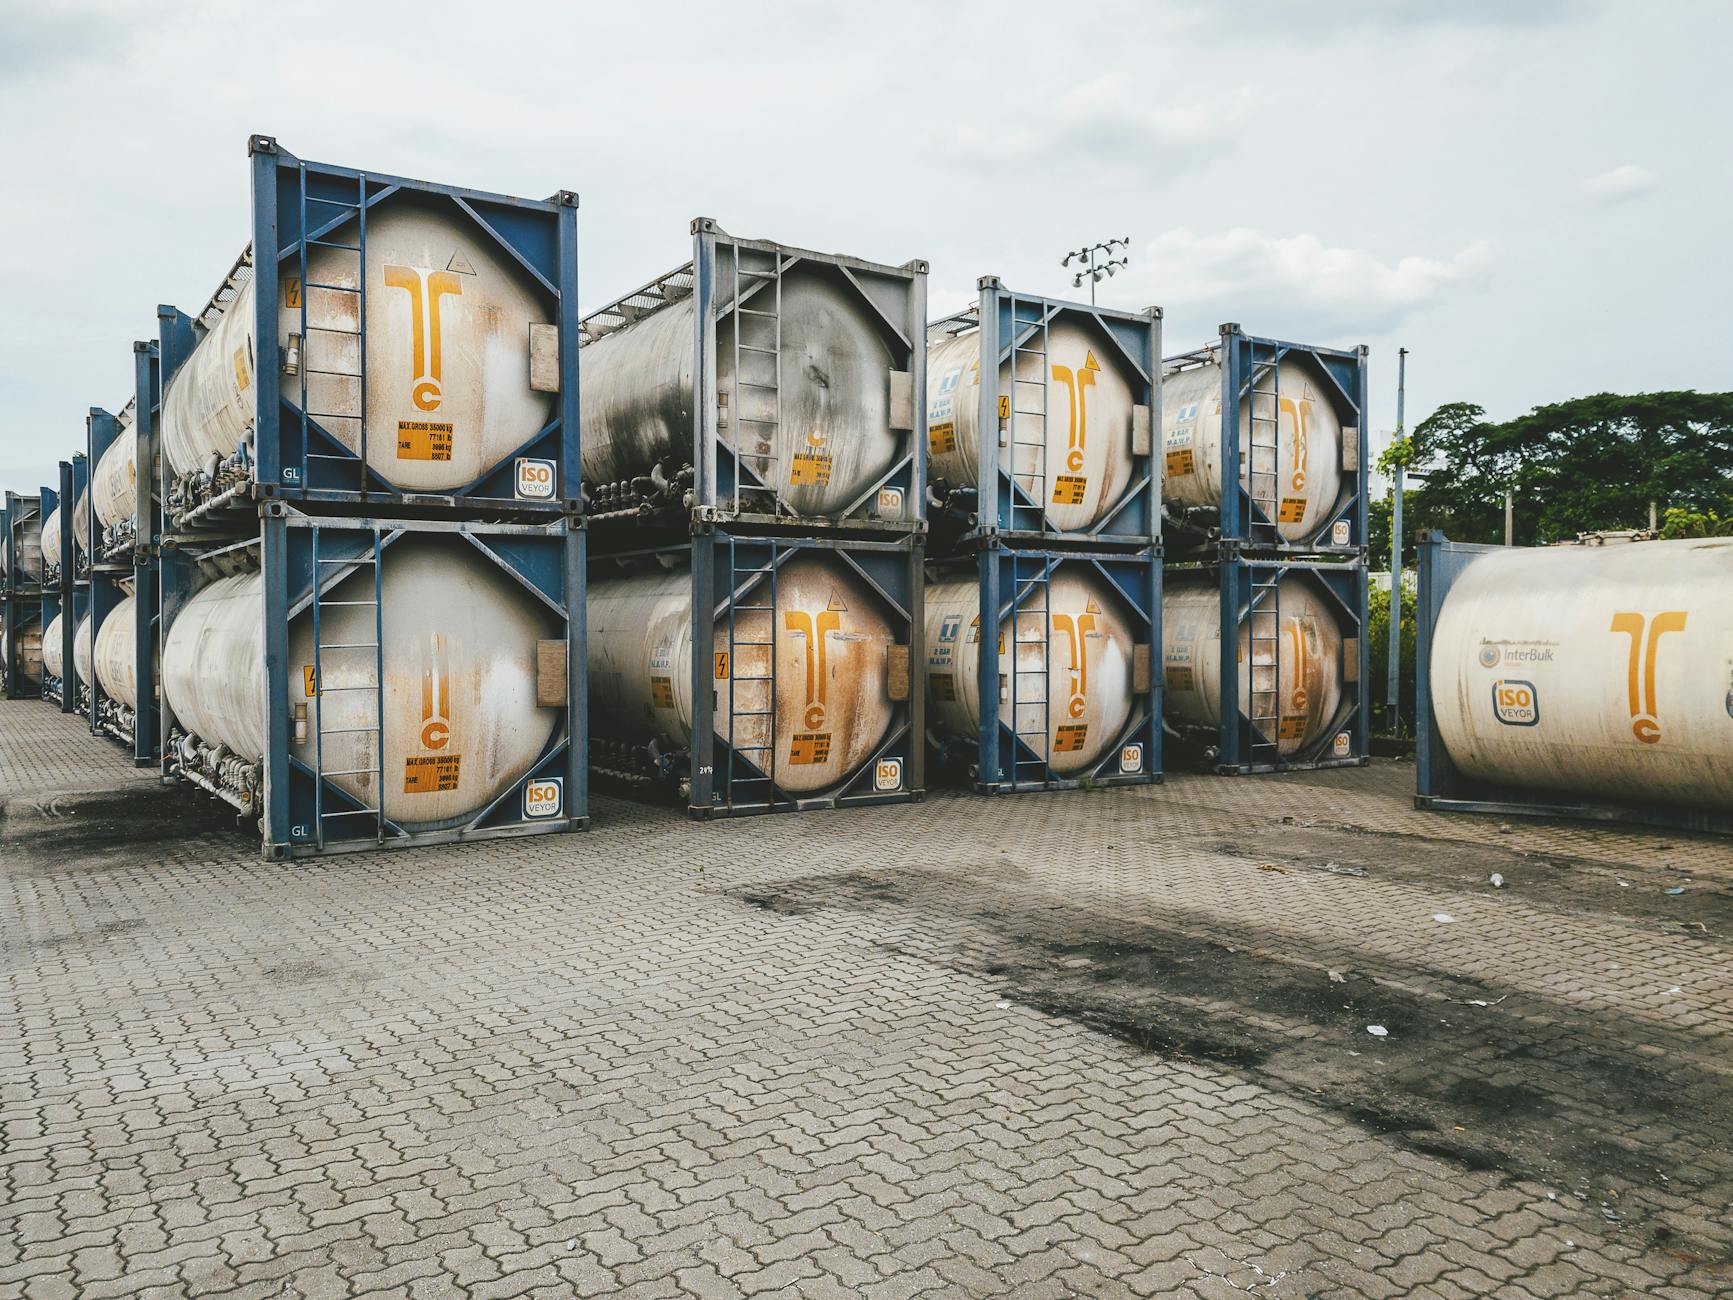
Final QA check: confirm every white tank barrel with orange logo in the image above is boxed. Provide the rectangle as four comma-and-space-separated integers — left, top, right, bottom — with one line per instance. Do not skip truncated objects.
581, 274, 903, 519
73, 614, 93, 689
926, 320, 1139, 534
160, 537, 561, 829
923, 571, 1136, 776
39, 506, 61, 569
1161, 355, 1343, 542
1430, 537, 1733, 810
1163, 578, 1346, 758
160, 200, 557, 493
587, 556, 898, 794
41, 613, 65, 683
93, 411, 140, 531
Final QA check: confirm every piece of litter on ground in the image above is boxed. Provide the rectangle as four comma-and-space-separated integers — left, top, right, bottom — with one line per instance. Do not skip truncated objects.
1314, 861, 1368, 878
1366, 1024, 1389, 1038
1256, 862, 1287, 873
1329, 970, 1347, 983
1664, 986, 1682, 995
1433, 913, 1457, 924
566, 1240, 576, 1250
1616, 879, 1631, 888
1489, 873, 1505, 889
994, 1001, 1010, 1010
1565, 1239, 1575, 1248
1467, 999, 1489, 1007
1498, 823, 1513, 834
1664, 886, 1685, 895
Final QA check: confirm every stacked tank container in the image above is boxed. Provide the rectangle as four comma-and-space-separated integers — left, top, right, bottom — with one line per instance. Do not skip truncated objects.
922, 280, 1164, 794
85, 335, 165, 763
42, 460, 89, 714
151, 135, 586, 860
1, 491, 45, 699
583, 220, 928, 817
1160, 325, 1371, 774
1415, 531, 1733, 834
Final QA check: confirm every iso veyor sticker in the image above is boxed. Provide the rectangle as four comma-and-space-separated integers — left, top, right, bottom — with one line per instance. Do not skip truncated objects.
1333, 732, 1352, 757
1331, 520, 1351, 546
1492, 679, 1540, 727
874, 758, 902, 792
1119, 743, 1143, 774
515, 458, 556, 500
523, 777, 562, 819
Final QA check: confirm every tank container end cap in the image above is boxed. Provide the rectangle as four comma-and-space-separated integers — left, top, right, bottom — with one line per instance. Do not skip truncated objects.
248, 134, 279, 156
551, 190, 579, 208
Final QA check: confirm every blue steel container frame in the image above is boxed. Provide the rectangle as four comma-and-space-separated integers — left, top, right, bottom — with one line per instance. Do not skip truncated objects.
3, 492, 45, 699
1167, 325, 1370, 557
158, 507, 588, 861
688, 526, 924, 817
1414, 531, 1732, 835
932, 541, 1162, 795
50, 463, 87, 714
1169, 551, 1370, 774
942, 280, 1163, 548
160, 135, 581, 528
679, 220, 927, 534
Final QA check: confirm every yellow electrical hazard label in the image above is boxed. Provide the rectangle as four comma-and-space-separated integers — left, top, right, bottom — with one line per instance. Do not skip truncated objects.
1054, 723, 1089, 753
1278, 497, 1307, 524
789, 452, 833, 486
1278, 715, 1307, 740
1051, 475, 1087, 506
302, 666, 317, 697
789, 732, 832, 765
929, 672, 957, 702
1166, 666, 1195, 692
398, 421, 454, 461
404, 753, 462, 793
651, 675, 676, 707
928, 422, 956, 455
714, 652, 731, 679
283, 277, 302, 310
998, 396, 1011, 420
1165, 449, 1194, 478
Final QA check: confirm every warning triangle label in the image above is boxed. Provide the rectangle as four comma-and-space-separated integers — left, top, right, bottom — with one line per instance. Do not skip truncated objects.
447, 252, 477, 275
1085, 598, 1101, 613
827, 591, 848, 612
1082, 350, 1101, 372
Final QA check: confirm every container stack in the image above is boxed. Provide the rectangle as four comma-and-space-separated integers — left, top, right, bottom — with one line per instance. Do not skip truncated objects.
149, 135, 586, 860
41, 457, 90, 714
1160, 325, 1371, 773
583, 221, 928, 817
1, 490, 45, 699
923, 280, 1164, 794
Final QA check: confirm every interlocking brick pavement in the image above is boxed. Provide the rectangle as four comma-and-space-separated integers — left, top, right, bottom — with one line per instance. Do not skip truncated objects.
2, 699, 1730, 1298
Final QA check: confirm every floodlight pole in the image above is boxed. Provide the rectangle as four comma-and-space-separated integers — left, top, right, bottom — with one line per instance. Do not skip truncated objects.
1386, 347, 1407, 725
1062, 239, 1131, 306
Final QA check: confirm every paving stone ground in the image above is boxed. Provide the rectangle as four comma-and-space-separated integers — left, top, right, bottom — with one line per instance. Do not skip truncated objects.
2, 698, 1730, 1299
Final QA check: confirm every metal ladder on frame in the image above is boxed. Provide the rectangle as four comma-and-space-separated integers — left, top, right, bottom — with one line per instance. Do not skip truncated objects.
1246, 341, 1282, 542
1006, 299, 1052, 534
310, 528, 387, 847
727, 247, 784, 514
297, 168, 370, 491
1245, 571, 1283, 767
1007, 552, 1053, 788
722, 538, 779, 808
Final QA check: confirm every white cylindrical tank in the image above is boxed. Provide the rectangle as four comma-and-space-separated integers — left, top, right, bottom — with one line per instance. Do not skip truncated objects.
926, 321, 1139, 534
1162, 354, 1343, 543
924, 570, 1136, 775
42, 613, 65, 683
1163, 577, 1346, 758
39, 507, 61, 570
95, 595, 139, 709
581, 272, 901, 517
73, 489, 90, 555
2, 619, 42, 686
161, 537, 561, 829
589, 556, 897, 793
73, 615, 93, 687
1430, 538, 1733, 811
160, 200, 557, 492
93, 418, 138, 531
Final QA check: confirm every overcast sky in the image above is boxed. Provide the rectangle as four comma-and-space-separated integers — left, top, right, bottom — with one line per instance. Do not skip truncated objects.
1, 0, 1727, 494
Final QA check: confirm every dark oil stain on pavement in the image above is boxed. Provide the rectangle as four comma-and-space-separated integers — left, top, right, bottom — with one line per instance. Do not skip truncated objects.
0, 784, 233, 871
734, 862, 1733, 1265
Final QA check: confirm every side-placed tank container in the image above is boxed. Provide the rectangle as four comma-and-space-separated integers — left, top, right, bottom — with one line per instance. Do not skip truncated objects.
2, 493, 45, 699
158, 134, 579, 531
1416, 531, 1733, 834
588, 526, 923, 817
1163, 551, 1368, 773
927, 281, 1161, 548
40, 569, 86, 714
924, 544, 1161, 794
87, 341, 165, 762
159, 506, 588, 860
580, 220, 926, 535
1163, 325, 1368, 556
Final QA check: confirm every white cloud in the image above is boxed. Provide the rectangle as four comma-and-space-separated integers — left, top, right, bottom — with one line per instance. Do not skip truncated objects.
1137, 228, 1492, 337
1582, 165, 1658, 204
